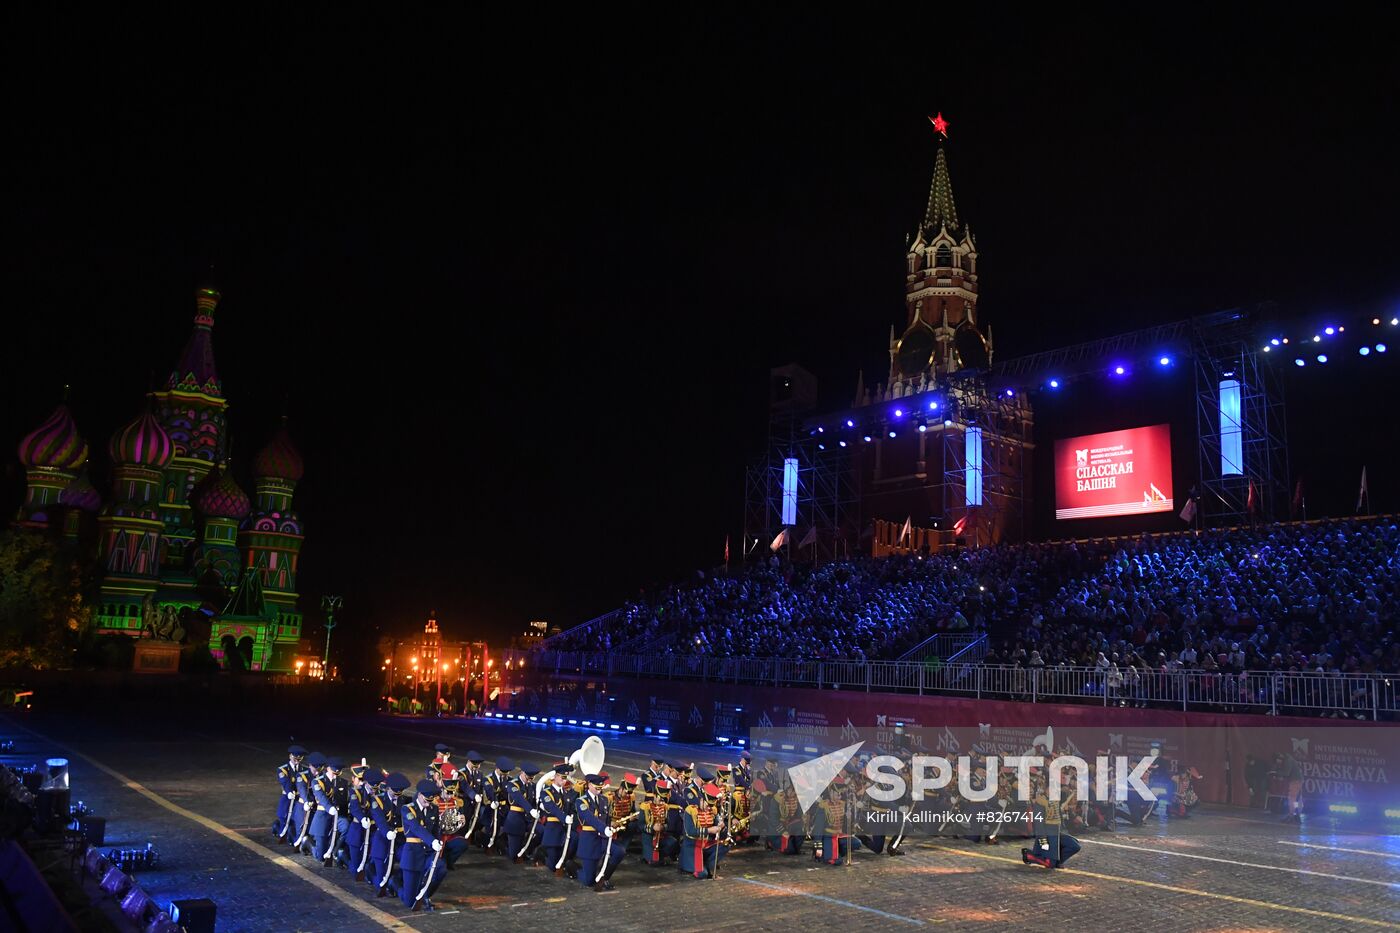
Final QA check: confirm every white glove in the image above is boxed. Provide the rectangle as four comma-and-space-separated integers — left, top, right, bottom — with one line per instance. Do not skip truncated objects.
386, 829, 398, 841
431, 839, 443, 852
328, 807, 338, 816
529, 808, 540, 820
490, 801, 498, 810
287, 791, 296, 800
303, 802, 312, 811
361, 817, 372, 829
604, 826, 614, 838
565, 815, 574, 826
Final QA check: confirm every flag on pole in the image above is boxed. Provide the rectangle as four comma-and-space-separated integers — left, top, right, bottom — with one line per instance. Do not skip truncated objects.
1357, 466, 1369, 512
1292, 478, 1304, 519
1178, 498, 1196, 523
724, 535, 730, 564
1246, 478, 1258, 516
952, 513, 968, 537
899, 515, 912, 544
798, 526, 817, 549
769, 529, 788, 552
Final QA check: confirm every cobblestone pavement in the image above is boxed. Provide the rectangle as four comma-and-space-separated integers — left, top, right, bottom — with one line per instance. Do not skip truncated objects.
5, 712, 1398, 932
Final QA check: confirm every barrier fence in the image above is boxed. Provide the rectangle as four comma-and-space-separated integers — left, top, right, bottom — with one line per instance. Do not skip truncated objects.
507, 649, 1397, 718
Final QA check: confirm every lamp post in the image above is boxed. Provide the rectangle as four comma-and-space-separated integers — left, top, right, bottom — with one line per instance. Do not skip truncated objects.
321, 595, 343, 672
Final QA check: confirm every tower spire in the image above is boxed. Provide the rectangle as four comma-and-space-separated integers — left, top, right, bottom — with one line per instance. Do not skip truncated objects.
922, 142, 960, 237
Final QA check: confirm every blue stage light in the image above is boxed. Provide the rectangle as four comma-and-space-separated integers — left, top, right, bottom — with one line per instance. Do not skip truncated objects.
918, 424, 927, 433
846, 419, 855, 427
1114, 365, 1125, 375
658, 728, 670, 736
838, 440, 847, 448
568, 719, 577, 724
1294, 359, 1305, 367
626, 725, 636, 732
817, 443, 825, 450
1159, 356, 1171, 366
1270, 338, 1280, 346
1313, 335, 1321, 342
817, 426, 824, 433
894, 408, 903, 418
863, 435, 872, 442
1378, 343, 1388, 353
1325, 326, 1335, 335
716, 736, 729, 743
1360, 346, 1371, 356
944, 418, 952, 427
1263, 346, 1271, 352
1328, 803, 1358, 814
888, 430, 897, 438
1049, 379, 1060, 388
929, 401, 939, 411
1004, 388, 1014, 397
1317, 354, 1327, 363
1391, 317, 1399, 326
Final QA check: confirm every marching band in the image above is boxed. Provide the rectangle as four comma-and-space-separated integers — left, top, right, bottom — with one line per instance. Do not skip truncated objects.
273, 739, 1099, 910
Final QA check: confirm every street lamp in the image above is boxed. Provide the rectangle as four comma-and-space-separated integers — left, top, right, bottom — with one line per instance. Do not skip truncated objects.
321, 595, 343, 672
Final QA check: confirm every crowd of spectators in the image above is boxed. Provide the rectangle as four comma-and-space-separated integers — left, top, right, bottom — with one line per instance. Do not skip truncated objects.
554, 519, 1399, 677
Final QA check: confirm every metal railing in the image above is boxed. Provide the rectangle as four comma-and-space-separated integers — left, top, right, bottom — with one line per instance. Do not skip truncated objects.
896, 631, 986, 663
505, 648, 1398, 718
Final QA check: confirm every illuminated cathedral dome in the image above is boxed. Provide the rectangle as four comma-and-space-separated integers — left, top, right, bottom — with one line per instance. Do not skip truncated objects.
108, 409, 175, 468
18, 403, 88, 471
253, 423, 304, 482
193, 463, 251, 520
59, 471, 102, 512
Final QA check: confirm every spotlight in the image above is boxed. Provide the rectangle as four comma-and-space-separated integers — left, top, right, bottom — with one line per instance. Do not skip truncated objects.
817, 443, 825, 450
1158, 356, 1171, 366
846, 419, 855, 427
817, 426, 824, 433
1360, 346, 1371, 356
1317, 354, 1328, 363
929, 401, 940, 411
918, 424, 928, 433
1393, 318, 1399, 326
1263, 346, 1271, 352
1004, 388, 1015, 397
894, 408, 903, 418
1048, 379, 1060, 388
1313, 335, 1321, 342
1377, 344, 1388, 353
1270, 338, 1280, 346
838, 440, 848, 447
863, 435, 872, 442
888, 430, 897, 438
1339, 326, 1345, 332
1325, 326, 1335, 335
1328, 803, 1358, 814
1282, 337, 1289, 344
1114, 366, 1125, 375
1294, 359, 1305, 367
944, 418, 952, 426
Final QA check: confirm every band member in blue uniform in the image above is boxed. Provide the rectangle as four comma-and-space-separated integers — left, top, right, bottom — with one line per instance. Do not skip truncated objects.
734, 751, 753, 789
371, 771, 410, 898
311, 756, 350, 867
345, 763, 372, 878
400, 779, 447, 911
293, 751, 324, 854
482, 757, 512, 854
275, 745, 305, 838
436, 765, 471, 869
505, 761, 539, 864
539, 762, 578, 878
575, 773, 625, 891
641, 756, 665, 798
1022, 773, 1081, 869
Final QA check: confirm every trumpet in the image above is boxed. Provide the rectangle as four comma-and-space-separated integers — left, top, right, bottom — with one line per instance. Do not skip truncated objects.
610, 809, 643, 832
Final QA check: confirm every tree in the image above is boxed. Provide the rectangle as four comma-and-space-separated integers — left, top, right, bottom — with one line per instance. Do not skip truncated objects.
0, 529, 92, 668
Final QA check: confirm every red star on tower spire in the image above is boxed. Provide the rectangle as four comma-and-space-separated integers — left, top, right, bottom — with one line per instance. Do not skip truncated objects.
929, 112, 949, 138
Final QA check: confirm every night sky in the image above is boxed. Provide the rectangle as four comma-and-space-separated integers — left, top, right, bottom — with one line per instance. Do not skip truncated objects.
4, 12, 1398, 667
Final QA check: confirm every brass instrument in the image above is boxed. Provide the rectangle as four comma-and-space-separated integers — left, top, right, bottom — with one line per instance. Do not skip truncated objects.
440, 796, 466, 835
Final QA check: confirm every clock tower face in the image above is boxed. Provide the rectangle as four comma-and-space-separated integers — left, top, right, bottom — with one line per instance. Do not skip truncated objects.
896, 324, 937, 378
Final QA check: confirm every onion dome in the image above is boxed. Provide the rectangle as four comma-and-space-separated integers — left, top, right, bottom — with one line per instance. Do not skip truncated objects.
253, 423, 304, 481
165, 285, 223, 397
59, 471, 102, 512
193, 463, 251, 520
18, 404, 88, 471
108, 409, 175, 468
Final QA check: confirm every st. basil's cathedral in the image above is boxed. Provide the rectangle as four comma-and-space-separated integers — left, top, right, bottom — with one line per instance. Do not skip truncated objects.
12, 287, 306, 672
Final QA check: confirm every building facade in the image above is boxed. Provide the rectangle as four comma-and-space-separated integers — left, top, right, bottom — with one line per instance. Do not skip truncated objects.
13, 286, 306, 671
